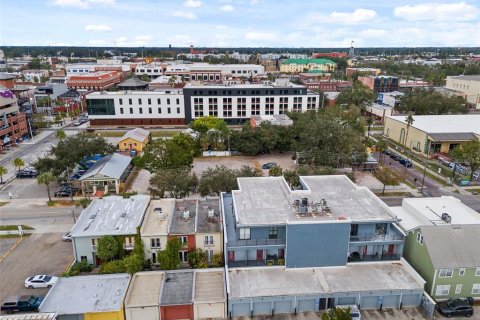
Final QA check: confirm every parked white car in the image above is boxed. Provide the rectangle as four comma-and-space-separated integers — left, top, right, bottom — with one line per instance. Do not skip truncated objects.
25, 275, 58, 289
62, 232, 72, 242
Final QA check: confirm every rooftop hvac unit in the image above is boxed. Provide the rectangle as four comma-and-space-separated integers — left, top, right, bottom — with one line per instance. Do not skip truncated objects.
208, 209, 215, 218
441, 213, 452, 223
154, 207, 164, 220
183, 210, 190, 219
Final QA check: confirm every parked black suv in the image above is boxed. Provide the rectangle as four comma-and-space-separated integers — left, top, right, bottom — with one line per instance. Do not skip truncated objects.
437, 298, 474, 318
16, 169, 38, 179
1, 295, 43, 313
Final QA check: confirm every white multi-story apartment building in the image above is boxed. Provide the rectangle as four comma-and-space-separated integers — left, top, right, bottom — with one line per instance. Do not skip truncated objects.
86, 89, 185, 125
86, 80, 319, 125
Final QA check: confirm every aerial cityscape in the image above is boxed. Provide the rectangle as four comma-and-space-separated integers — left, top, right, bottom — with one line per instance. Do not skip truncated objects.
1, 0, 480, 320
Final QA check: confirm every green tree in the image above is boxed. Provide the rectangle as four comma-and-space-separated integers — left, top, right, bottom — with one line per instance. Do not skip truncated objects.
198, 166, 238, 196
336, 82, 376, 112
149, 167, 198, 198
36, 172, 56, 201
375, 138, 389, 164
139, 74, 151, 82
0, 166, 7, 184
269, 166, 283, 176
322, 307, 351, 320
187, 249, 208, 268
55, 129, 66, 140
97, 236, 121, 262
76, 198, 92, 208
157, 238, 182, 270
398, 88, 468, 115
124, 253, 144, 274
451, 141, 480, 180
374, 166, 402, 194
404, 113, 414, 148
13, 157, 25, 171
237, 165, 262, 177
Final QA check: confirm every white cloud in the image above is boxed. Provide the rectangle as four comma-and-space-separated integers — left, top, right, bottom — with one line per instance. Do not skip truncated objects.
330, 9, 377, 23
84, 24, 112, 32
135, 35, 153, 42
89, 39, 107, 45
245, 31, 277, 41
51, 0, 115, 9
184, 0, 201, 7
394, 2, 478, 21
172, 11, 197, 19
359, 29, 387, 38
221, 5, 234, 12
167, 35, 195, 46
114, 35, 153, 46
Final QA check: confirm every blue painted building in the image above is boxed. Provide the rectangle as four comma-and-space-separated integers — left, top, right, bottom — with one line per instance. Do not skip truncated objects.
222, 175, 405, 268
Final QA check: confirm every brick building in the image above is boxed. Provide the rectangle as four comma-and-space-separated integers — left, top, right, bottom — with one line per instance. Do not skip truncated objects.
67, 71, 122, 91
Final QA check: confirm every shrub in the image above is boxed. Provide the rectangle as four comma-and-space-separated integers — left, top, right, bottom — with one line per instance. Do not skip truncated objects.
99, 260, 126, 274
124, 253, 144, 274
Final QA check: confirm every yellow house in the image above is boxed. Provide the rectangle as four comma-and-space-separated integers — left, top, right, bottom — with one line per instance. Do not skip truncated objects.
118, 128, 150, 152
280, 58, 337, 73
39, 274, 130, 320
384, 115, 480, 157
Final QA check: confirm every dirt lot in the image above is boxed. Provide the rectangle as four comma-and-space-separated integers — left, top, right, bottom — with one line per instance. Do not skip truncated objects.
0, 233, 73, 308
193, 153, 296, 177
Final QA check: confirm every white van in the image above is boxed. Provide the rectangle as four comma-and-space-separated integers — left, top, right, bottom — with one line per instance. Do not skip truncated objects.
336, 305, 361, 320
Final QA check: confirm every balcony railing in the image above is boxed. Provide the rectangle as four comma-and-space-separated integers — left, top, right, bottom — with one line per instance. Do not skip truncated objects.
350, 234, 403, 242
123, 243, 134, 250
228, 238, 286, 247
348, 253, 401, 263
228, 258, 285, 268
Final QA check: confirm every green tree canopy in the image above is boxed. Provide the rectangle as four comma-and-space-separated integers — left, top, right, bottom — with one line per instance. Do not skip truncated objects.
97, 236, 121, 262
36, 172, 56, 201
13, 157, 25, 171
374, 165, 402, 194
188, 249, 208, 268
149, 167, 198, 198
190, 116, 228, 134
0, 166, 7, 184
336, 82, 376, 111
451, 140, 480, 180
198, 165, 262, 196
157, 238, 182, 270
322, 307, 351, 320
55, 129, 66, 140
398, 88, 468, 115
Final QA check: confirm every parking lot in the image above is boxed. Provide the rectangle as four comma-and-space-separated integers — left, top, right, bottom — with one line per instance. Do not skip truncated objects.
0, 176, 62, 200
0, 233, 73, 308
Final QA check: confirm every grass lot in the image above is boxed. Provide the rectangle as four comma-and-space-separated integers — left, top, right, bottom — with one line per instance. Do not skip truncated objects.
0, 225, 35, 231
468, 188, 480, 194
96, 130, 178, 138
0, 234, 32, 239
47, 200, 76, 207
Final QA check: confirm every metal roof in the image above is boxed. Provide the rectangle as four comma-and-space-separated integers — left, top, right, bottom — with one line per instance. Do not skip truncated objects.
70, 195, 149, 237
428, 132, 477, 142
39, 274, 130, 315
117, 77, 149, 88
119, 128, 150, 143
79, 153, 131, 181
420, 224, 480, 269
281, 58, 336, 65
160, 270, 194, 305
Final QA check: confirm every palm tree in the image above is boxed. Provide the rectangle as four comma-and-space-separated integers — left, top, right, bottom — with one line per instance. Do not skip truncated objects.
36, 172, 56, 202
0, 166, 7, 183
13, 158, 25, 172
404, 114, 415, 149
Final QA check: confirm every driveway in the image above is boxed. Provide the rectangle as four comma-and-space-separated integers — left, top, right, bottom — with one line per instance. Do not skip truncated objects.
0, 233, 73, 307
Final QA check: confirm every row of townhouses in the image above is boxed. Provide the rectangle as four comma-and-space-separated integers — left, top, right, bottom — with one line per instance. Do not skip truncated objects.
86, 79, 320, 125
41, 175, 480, 320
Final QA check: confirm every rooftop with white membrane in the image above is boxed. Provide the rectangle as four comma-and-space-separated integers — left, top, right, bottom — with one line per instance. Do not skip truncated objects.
386, 114, 480, 134
390, 196, 480, 231
70, 195, 149, 237
232, 175, 396, 226
140, 199, 175, 237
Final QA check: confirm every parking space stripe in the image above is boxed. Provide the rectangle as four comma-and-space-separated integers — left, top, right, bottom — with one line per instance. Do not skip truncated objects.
0, 237, 25, 264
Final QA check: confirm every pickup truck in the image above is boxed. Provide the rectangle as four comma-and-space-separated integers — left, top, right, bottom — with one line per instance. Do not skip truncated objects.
0, 295, 44, 313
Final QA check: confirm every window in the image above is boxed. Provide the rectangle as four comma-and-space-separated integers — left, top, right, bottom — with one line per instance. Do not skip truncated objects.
436, 285, 450, 296
157, 98, 161, 105
179, 251, 188, 262
307, 96, 316, 110
459, 268, 466, 276
237, 98, 246, 117
176, 107, 180, 114
293, 97, 302, 112
158, 107, 161, 114
139, 108, 143, 114
120, 108, 124, 114
251, 97, 260, 115
129, 98, 132, 105
86, 99, 115, 116
204, 235, 214, 246
152, 252, 157, 264
179, 236, 188, 245
223, 97, 232, 117
207, 249, 214, 262
269, 227, 278, 239
167, 98, 170, 105
278, 97, 287, 114
194, 98, 204, 117
208, 98, 218, 116
473, 284, 480, 294
129, 108, 133, 114
148, 98, 151, 105
150, 238, 161, 248
148, 107, 152, 114
455, 284, 463, 294
176, 98, 180, 105
416, 232, 424, 245
476, 267, 480, 276
138, 98, 142, 105
439, 269, 453, 278
239, 228, 250, 240
119, 98, 123, 105
167, 107, 171, 114
81, 256, 87, 262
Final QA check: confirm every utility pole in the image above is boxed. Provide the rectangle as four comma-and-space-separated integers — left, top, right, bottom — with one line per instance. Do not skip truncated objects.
71, 209, 76, 223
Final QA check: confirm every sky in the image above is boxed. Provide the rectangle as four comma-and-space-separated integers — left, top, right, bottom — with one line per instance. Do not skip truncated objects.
1, 0, 480, 47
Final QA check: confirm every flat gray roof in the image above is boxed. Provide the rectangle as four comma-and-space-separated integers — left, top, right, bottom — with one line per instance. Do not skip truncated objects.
70, 195, 149, 237
39, 274, 130, 314
170, 199, 197, 235
140, 199, 175, 237
196, 198, 222, 234
125, 271, 164, 308
428, 132, 477, 142
449, 75, 480, 81
232, 176, 396, 226
228, 260, 424, 299
161, 270, 194, 305
194, 269, 225, 303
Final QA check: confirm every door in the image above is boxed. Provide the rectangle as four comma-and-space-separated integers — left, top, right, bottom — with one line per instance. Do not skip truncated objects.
297, 299, 315, 312
278, 249, 285, 258
387, 244, 395, 255
363, 245, 368, 256
401, 294, 421, 307
273, 300, 292, 314
256, 249, 263, 261
129, 143, 133, 150
253, 301, 270, 315
337, 297, 357, 306
228, 251, 234, 262
382, 295, 400, 308
361, 295, 379, 309
232, 303, 250, 317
